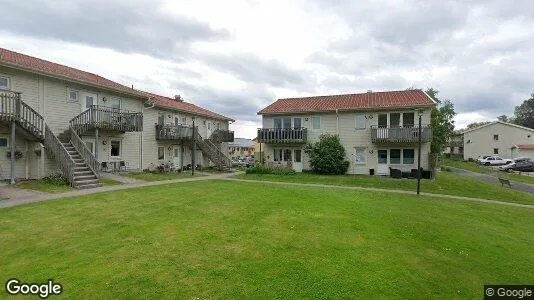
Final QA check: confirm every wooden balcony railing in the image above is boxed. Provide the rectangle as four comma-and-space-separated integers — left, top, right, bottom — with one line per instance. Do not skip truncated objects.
0, 90, 44, 139
69, 126, 100, 176
257, 128, 307, 143
371, 125, 432, 143
155, 124, 193, 140
448, 136, 464, 147
70, 105, 143, 134
210, 130, 234, 143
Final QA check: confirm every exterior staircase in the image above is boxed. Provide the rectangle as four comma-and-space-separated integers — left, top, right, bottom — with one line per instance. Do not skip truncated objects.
62, 142, 101, 189
194, 130, 232, 172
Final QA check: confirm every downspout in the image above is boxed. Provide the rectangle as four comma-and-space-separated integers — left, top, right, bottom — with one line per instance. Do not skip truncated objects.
336, 109, 339, 135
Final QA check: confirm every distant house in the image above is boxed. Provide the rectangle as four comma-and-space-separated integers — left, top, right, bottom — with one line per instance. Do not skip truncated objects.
446, 121, 534, 159
257, 90, 436, 174
511, 144, 534, 160
228, 138, 255, 158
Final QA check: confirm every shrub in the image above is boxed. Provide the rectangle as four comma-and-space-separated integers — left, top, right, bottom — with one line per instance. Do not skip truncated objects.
42, 173, 69, 186
246, 164, 296, 175
304, 134, 350, 174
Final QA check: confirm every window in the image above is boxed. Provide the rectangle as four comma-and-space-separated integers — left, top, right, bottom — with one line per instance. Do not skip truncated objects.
274, 149, 282, 161
293, 117, 302, 129
0, 76, 10, 90
378, 114, 388, 127
175, 117, 180, 125
158, 113, 165, 126
403, 113, 415, 127
110, 140, 121, 157
158, 146, 165, 160
283, 117, 291, 129
493, 134, 499, 141
182, 117, 187, 124
274, 118, 282, 129
85, 141, 94, 154
68, 90, 78, 102
355, 114, 366, 129
216, 122, 220, 130
390, 113, 401, 128
390, 149, 401, 164
494, 148, 499, 154
294, 149, 302, 162
403, 149, 415, 164
0, 137, 7, 147
283, 149, 292, 161
312, 116, 321, 129
459, 147, 464, 153
355, 148, 366, 165
109, 98, 121, 109
207, 122, 211, 130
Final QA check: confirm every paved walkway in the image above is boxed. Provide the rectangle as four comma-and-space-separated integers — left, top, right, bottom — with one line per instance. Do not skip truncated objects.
0, 172, 237, 209
446, 166, 534, 194
100, 172, 146, 184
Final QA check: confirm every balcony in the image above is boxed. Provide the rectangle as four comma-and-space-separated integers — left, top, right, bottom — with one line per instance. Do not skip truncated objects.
448, 135, 464, 147
371, 125, 432, 143
210, 129, 234, 143
257, 128, 307, 144
70, 105, 143, 134
155, 124, 193, 140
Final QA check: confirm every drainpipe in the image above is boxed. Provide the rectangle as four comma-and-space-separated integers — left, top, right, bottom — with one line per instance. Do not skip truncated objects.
10, 121, 16, 184
95, 128, 99, 161
336, 109, 339, 135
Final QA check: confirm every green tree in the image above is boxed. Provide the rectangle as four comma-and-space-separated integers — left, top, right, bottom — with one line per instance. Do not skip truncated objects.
426, 88, 456, 154
304, 134, 350, 174
511, 94, 534, 128
497, 115, 508, 122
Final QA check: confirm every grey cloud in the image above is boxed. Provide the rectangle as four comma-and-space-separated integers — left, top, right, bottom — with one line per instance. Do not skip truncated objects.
2, 0, 230, 59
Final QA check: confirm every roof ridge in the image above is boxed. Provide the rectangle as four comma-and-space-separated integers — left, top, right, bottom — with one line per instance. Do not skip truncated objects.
278, 89, 422, 101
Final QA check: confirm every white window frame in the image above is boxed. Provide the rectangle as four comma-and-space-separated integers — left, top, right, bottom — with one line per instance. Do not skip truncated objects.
402, 149, 415, 165
158, 146, 165, 160
110, 140, 121, 158
67, 89, 79, 103
109, 98, 121, 109
355, 114, 366, 130
312, 116, 321, 129
354, 147, 366, 165
0, 76, 10, 90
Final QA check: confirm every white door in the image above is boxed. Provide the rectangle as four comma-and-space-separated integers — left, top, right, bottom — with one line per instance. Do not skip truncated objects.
173, 146, 181, 169
206, 121, 212, 138
81, 92, 97, 113
377, 149, 388, 175
85, 140, 95, 154
293, 149, 303, 172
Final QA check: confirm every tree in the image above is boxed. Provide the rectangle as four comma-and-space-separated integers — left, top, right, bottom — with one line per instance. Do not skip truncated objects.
426, 88, 456, 154
497, 115, 508, 122
304, 134, 350, 174
511, 94, 534, 129
465, 121, 492, 129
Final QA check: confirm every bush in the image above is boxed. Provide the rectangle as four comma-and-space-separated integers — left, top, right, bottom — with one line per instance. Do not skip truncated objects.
246, 164, 296, 175
42, 173, 69, 186
304, 134, 350, 174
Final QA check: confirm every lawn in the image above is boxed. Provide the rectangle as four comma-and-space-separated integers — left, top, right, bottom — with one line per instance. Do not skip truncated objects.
235, 171, 534, 205
0, 181, 533, 298
442, 158, 534, 185
16, 177, 122, 193
123, 171, 203, 181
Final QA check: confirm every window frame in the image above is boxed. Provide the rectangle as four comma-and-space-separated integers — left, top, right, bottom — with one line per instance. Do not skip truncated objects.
354, 148, 366, 165
390, 149, 401, 164
67, 89, 79, 103
403, 149, 415, 165
158, 146, 165, 160
109, 98, 121, 109
294, 149, 302, 163
493, 148, 499, 154
355, 114, 366, 130
0, 75, 10, 90
110, 140, 121, 158
311, 116, 321, 129
493, 134, 499, 141
0, 137, 8, 147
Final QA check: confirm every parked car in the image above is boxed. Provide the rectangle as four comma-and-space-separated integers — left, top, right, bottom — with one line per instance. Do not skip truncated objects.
476, 155, 493, 164
500, 157, 534, 172
478, 156, 513, 166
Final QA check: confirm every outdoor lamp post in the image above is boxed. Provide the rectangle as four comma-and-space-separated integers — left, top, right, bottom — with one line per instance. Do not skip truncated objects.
192, 116, 196, 176
417, 109, 423, 195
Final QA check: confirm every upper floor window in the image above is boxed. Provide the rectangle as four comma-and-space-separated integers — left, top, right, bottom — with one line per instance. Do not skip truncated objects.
216, 122, 220, 130
312, 116, 321, 129
181, 117, 187, 124
68, 90, 78, 102
403, 113, 415, 127
293, 117, 302, 129
493, 134, 499, 141
109, 98, 121, 109
355, 114, 366, 129
157, 113, 165, 126
0, 76, 10, 90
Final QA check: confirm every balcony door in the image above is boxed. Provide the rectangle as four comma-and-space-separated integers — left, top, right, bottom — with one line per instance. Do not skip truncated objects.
377, 114, 388, 139
81, 92, 97, 113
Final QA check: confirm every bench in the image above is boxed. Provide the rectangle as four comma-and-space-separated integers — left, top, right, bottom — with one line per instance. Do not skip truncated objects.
498, 178, 512, 188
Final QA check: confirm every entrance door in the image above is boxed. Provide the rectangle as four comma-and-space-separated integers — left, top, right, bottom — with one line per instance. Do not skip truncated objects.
173, 146, 181, 169
206, 121, 213, 138
81, 92, 96, 113
293, 149, 303, 172
377, 150, 388, 175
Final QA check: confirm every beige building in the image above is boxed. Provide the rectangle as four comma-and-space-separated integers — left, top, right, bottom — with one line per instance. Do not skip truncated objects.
450, 121, 534, 160
0, 48, 233, 188
257, 90, 436, 175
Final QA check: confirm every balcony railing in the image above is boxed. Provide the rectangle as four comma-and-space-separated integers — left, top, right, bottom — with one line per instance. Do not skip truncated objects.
448, 136, 464, 147
155, 124, 193, 140
257, 128, 307, 143
70, 105, 143, 134
210, 130, 234, 143
371, 125, 432, 143
0, 90, 44, 139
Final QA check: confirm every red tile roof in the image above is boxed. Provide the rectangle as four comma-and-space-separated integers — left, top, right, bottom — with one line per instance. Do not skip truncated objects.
514, 144, 534, 150
0, 48, 233, 121
258, 90, 436, 115
143, 92, 234, 121
0, 47, 146, 98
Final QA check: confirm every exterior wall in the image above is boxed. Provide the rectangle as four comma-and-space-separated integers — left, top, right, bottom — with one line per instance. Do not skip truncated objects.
261, 108, 433, 174
511, 148, 534, 160
463, 123, 534, 159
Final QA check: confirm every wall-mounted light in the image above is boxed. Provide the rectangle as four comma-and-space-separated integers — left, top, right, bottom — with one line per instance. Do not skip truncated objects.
102, 97, 107, 102
368, 149, 374, 154
305, 117, 309, 121
102, 140, 107, 145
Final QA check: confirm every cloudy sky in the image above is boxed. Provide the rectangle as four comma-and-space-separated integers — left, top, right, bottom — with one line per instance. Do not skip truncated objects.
2, 0, 533, 138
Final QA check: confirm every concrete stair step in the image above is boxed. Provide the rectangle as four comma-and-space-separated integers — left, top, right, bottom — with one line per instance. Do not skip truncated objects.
74, 171, 93, 176
75, 183, 102, 190
74, 179, 99, 185
74, 175, 97, 181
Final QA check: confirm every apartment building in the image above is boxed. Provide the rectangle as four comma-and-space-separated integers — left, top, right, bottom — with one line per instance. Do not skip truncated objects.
0, 48, 233, 188
257, 90, 435, 175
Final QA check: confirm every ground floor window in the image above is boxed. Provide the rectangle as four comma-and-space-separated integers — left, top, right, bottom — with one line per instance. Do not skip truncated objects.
403, 149, 415, 164
494, 148, 499, 154
0, 137, 7, 147
273, 148, 302, 163
283, 149, 292, 162
158, 146, 165, 160
110, 140, 121, 157
379, 148, 416, 165
294, 149, 302, 163
390, 149, 401, 164
354, 148, 366, 165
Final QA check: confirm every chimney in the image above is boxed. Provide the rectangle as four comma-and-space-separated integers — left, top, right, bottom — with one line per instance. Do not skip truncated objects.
174, 95, 182, 102
367, 90, 372, 93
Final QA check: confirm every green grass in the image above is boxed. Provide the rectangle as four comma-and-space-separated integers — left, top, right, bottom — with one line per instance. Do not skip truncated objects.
442, 158, 534, 185
99, 178, 123, 186
234, 172, 534, 205
123, 171, 203, 181
16, 180, 73, 193
1, 180, 533, 298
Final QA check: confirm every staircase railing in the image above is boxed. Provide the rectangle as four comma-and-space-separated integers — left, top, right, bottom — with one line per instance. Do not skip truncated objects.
68, 126, 100, 177
0, 90, 44, 139
43, 124, 76, 186
194, 129, 231, 170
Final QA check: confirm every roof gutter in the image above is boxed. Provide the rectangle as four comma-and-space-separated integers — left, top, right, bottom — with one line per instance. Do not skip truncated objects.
257, 104, 436, 116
